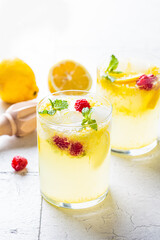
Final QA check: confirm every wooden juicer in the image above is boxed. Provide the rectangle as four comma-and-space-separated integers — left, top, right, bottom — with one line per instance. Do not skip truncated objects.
0, 100, 37, 137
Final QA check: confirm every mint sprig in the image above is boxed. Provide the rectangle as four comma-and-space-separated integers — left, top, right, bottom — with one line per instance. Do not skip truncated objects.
38, 98, 68, 116
103, 54, 122, 82
81, 107, 98, 131
106, 54, 119, 72
51, 99, 68, 110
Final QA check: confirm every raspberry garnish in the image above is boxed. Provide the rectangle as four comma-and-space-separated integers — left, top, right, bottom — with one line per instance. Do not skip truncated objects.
53, 135, 84, 156
136, 74, 158, 90
74, 99, 91, 112
53, 136, 70, 150
70, 142, 84, 156
11, 156, 28, 171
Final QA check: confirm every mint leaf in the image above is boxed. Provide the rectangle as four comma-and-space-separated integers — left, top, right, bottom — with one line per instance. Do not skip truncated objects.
82, 119, 88, 125
81, 107, 98, 131
81, 119, 88, 129
49, 99, 68, 110
38, 110, 48, 114
47, 110, 56, 115
49, 98, 54, 108
53, 99, 68, 110
106, 55, 119, 73
82, 107, 90, 118
38, 109, 56, 115
38, 98, 68, 116
82, 107, 93, 118
88, 119, 98, 131
103, 74, 116, 82
112, 71, 123, 74
104, 55, 122, 83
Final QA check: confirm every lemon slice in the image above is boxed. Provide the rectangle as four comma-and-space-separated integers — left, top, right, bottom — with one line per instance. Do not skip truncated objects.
114, 66, 160, 84
92, 130, 110, 168
114, 73, 143, 84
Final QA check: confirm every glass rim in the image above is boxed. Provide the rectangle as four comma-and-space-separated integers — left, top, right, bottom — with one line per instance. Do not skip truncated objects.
37, 90, 112, 128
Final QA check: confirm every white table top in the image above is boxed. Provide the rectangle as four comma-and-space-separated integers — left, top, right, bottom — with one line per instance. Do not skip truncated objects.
0, 0, 160, 239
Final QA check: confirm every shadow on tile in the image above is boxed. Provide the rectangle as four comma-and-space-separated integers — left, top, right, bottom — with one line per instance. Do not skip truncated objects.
111, 141, 160, 173
43, 191, 119, 238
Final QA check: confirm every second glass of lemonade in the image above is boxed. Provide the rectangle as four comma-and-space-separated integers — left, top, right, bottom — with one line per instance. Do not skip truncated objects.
37, 90, 112, 209
97, 52, 160, 156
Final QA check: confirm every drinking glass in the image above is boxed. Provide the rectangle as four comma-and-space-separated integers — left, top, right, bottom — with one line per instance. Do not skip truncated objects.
97, 52, 160, 156
37, 90, 112, 209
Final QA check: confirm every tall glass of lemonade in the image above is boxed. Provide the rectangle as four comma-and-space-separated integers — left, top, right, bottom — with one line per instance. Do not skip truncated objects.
37, 90, 112, 209
97, 52, 160, 156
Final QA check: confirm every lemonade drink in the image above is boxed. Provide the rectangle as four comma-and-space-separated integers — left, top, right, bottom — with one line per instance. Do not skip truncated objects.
37, 90, 112, 208
97, 54, 160, 155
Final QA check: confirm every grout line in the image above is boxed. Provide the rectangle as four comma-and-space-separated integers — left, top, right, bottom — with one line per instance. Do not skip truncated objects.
38, 197, 43, 240
0, 171, 38, 174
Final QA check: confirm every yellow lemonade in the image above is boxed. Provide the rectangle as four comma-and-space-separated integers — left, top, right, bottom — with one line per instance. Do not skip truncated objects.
97, 54, 160, 155
37, 91, 112, 208
97, 55, 160, 155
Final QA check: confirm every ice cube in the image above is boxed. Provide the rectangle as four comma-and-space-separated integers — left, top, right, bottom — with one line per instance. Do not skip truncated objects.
46, 110, 62, 124
57, 110, 83, 125
92, 106, 111, 123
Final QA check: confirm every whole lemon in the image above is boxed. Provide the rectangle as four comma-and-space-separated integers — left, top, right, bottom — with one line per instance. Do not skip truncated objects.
0, 58, 39, 103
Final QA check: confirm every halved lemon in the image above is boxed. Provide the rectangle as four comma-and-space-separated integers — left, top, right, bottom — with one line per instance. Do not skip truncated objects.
48, 60, 92, 93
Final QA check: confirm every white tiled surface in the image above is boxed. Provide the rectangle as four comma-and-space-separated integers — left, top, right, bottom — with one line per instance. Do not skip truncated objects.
0, 0, 160, 239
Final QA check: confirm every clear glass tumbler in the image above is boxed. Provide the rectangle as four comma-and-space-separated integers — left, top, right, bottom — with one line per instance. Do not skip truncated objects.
37, 90, 112, 209
97, 52, 160, 156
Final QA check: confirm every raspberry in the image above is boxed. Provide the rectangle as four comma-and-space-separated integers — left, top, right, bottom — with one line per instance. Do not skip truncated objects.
53, 135, 70, 150
11, 156, 28, 171
74, 99, 91, 112
53, 135, 84, 156
136, 74, 157, 90
70, 142, 84, 156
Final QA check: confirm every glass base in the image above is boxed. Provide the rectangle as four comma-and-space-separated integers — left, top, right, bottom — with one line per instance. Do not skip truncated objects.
41, 190, 108, 209
111, 140, 157, 156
